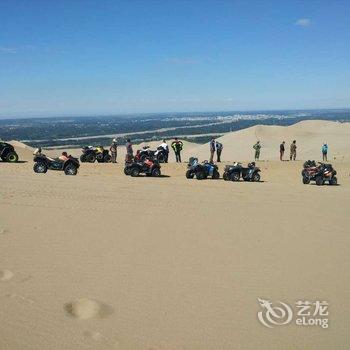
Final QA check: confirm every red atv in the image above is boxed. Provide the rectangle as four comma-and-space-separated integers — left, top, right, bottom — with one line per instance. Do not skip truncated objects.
124, 158, 161, 177
302, 160, 337, 186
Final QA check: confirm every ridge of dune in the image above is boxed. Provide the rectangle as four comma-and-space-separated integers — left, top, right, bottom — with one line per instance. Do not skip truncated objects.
183, 120, 350, 162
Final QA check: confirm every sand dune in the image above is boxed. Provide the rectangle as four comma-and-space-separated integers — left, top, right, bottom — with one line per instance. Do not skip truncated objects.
182, 120, 350, 162
1, 120, 350, 350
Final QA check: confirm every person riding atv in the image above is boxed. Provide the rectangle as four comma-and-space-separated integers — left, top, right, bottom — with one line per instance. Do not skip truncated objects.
186, 157, 220, 180
80, 146, 111, 163
0, 142, 19, 162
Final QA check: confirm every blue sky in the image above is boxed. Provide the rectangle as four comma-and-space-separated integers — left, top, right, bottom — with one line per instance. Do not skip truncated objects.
0, 0, 349, 117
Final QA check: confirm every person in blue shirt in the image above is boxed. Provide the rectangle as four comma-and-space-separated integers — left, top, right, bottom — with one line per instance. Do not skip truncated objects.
322, 143, 328, 161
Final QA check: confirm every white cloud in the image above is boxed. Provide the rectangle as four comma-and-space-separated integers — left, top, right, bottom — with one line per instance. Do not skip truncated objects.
295, 18, 311, 27
0, 46, 18, 54
166, 57, 198, 65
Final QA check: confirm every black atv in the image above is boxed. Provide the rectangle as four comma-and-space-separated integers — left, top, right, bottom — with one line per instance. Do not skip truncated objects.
124, 158, 161, 177
137, 146, 167, 163
80, 146, 111, 163
302, 162, 337, 186
186, 157, 220, 180
33, 154, 80, 175
223, 162, 261, 182
0, 142, 19, 163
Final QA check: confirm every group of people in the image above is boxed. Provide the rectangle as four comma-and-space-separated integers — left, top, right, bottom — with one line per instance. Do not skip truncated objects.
209, 138, 223, 163
253, 140, 329, 161
108, 136, 330, 164
279, 140, 297, 161
110, 137, 185, 164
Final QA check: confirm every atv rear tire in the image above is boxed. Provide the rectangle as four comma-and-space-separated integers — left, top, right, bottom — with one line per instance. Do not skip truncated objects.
87, 154, 96, 163
131, 168, 140, 177
302, 176, 310, 184
329, 176, 337, 185
64, 165, 78, 175
104, 155, 112, 163
6, 151, 18, 163
33, 162, 47, 174
212, 170, 220, 179
186, 170, 194, 179
223, 172, 228, 181
157, 154, 165, 163
152, 168, 161, 177
315, 176, 324, 186
252, 173, 261, 182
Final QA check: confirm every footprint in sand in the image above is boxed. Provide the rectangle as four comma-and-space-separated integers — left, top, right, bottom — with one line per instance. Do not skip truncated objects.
64, 298, 113, 320
0, 269, 14, 281
83, 330, 104, 341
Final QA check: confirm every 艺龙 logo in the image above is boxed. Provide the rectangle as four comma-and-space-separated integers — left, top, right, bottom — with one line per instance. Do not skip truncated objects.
257, 298, 329, 329
257, 298, 293, 328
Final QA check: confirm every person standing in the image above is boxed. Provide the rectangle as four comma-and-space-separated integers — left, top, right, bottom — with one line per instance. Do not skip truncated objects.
280, 141, 285, 161
110, 138, 118, 163
125, 138, 133, 162
209, 138, 216, 163
171, 137, 183, 163
290, 140, 297, 161
253, 141, 261, 160
216, 141, 223, 162
159, 139, 169, 163
322, 143, 328, 161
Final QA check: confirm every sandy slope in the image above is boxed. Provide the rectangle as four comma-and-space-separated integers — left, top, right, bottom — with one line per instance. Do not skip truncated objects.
182, 120, 350, 162
1, 121, 350, 350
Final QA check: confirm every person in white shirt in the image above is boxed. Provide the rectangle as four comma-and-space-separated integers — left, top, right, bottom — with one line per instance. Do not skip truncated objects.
159, 139, 169, 163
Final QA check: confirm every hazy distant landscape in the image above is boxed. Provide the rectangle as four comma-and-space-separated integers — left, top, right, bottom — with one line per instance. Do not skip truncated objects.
1, 109, 350, 148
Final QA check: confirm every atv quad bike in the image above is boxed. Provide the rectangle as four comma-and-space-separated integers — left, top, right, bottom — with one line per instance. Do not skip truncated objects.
124, 158, 161, 177
80, 146, 111, 163
0, 142, 19, 162
186, 157, 220, 180
302, 162, 337, 186
33, 154, 80, 175
223, 162, 261, 182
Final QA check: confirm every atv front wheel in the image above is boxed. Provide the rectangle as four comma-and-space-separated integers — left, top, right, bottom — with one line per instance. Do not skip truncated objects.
252, 173, 260, 182
302, 176, 310, 184
152, 168, 161, 177
6, 151, 18, 163
131, 168, 140, 177
80, 154, 87, 162
33, 162, 47, 174
186, 170, 194, 179
223, 172, 228, 181
64, 165, 78, 175
124, 167, 132, 175
315, 176, 324, 186
329, 176, 337, 185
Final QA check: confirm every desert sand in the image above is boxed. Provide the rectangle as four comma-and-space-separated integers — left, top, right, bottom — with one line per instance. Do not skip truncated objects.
1, 120, 350, 350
